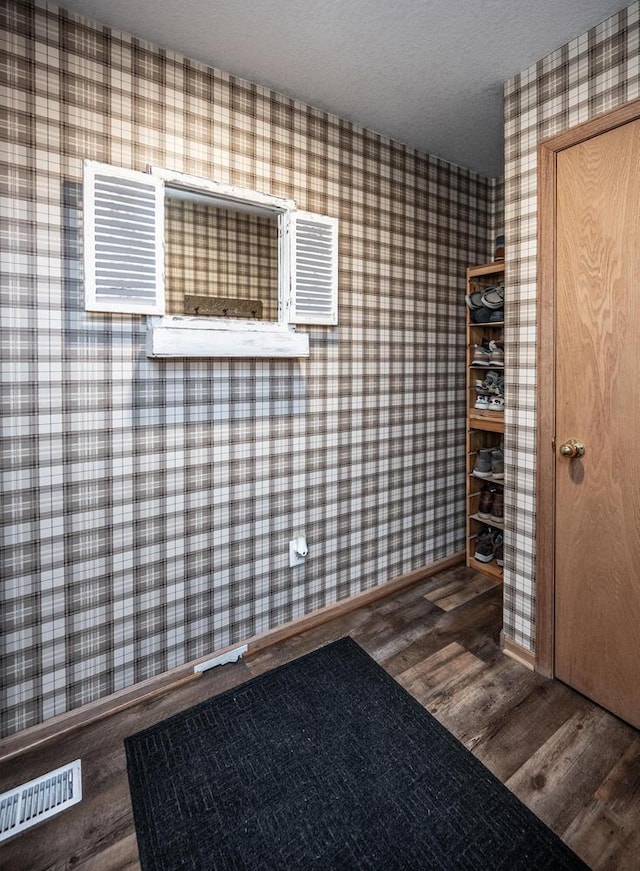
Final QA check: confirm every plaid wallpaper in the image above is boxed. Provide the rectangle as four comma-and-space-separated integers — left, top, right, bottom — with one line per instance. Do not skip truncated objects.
165, 201, 279, 319
0, 0, 495, 737
503, 2, 640, 650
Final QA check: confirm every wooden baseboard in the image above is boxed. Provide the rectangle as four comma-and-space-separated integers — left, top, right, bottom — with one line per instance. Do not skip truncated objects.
246, 551, 465, 655
0, 551, 464, 763
500, 632, 536, 671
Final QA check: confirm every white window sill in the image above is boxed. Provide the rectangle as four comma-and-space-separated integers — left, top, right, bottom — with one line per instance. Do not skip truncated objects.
145, 316, 309, 358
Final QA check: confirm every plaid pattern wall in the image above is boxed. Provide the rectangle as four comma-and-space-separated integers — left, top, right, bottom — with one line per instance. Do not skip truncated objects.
165, 201, 279, 319
0, 0, 494, 737
503, 3, 640, 650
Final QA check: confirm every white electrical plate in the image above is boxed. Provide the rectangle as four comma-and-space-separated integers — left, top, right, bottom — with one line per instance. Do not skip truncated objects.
289, 538, 308, 567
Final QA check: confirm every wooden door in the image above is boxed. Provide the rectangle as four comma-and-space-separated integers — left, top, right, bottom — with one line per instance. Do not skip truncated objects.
553, 118, 640, 728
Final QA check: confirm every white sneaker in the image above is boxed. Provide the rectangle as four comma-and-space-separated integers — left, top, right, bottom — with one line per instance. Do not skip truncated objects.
475, 395, 490, 410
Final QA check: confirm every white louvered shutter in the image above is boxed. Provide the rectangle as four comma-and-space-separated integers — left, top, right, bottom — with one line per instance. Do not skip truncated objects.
287, 211, 338, 325
84, 161, 165, 314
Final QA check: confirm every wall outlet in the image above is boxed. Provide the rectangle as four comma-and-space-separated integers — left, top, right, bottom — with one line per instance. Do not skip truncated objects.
289, 537, 308, 567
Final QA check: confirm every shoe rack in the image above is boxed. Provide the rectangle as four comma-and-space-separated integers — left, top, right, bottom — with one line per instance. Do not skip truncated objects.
466, 261, 505, 580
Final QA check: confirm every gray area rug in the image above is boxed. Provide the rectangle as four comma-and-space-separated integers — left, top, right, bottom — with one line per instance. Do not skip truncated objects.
126, 636, 588, 870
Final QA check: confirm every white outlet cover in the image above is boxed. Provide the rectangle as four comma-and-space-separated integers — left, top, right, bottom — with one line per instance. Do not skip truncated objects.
289, 539, 307, 567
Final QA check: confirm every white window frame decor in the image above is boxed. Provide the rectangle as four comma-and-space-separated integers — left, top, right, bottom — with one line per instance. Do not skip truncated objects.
83, 161, 339, 358
83, 163, 165, 315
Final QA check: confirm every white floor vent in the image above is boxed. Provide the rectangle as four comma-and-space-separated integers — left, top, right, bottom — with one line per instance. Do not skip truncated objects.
0, 759, 82, 843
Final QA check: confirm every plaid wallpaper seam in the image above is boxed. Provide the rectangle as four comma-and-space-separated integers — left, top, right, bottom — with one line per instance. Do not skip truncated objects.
503, 2, 640, 650
0, 0, 494, 737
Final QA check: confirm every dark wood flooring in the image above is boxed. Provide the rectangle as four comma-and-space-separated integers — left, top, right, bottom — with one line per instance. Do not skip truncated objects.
1, 564, 639, 870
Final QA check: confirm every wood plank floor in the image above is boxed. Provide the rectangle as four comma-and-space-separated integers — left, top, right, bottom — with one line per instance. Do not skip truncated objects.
2, 564, 639, 870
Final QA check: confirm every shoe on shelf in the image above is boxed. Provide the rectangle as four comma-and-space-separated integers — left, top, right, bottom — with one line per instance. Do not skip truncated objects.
481, 285, 505, 309
490, 491, 504, 524
490, 395, 505, 411
465, 290, 484, 310
488, 340, 504, 366
491, 448, 504, 479
488, 308, 504, 322
478, 370, 501, 394
475, 394, 490, 410
477, 485, 494, 519
472, 343, 491, 366
471, 306, 495, 324
473, 447, 493, 476
494, 533, 504, 567
474, 526, 495, 563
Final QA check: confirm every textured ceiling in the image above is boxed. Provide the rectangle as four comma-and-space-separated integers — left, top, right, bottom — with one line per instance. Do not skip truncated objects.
60, 0, 626, 176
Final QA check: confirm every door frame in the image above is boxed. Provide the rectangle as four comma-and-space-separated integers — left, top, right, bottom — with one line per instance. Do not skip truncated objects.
536, 97, 640, 677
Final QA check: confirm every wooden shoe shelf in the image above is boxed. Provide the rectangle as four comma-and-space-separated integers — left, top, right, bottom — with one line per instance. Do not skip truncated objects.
466, 261, 505, 580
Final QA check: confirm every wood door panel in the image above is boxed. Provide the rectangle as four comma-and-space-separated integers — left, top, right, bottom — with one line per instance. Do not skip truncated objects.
555, 119, 640, 728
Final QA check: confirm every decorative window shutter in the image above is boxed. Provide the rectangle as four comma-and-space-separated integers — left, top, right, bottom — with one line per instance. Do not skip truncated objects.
84, 161, 165, 314
287, 211, 338, 325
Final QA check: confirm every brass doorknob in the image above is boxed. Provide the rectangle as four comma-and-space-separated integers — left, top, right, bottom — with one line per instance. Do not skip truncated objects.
559, 439, 585, 458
